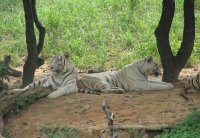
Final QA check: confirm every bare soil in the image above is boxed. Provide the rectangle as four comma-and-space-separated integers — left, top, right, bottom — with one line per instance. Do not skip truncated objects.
3, 64, 200, 138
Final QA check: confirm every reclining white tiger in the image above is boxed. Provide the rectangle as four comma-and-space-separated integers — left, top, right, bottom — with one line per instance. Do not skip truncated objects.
77, 56, 174, 93
9, 52, 100, 99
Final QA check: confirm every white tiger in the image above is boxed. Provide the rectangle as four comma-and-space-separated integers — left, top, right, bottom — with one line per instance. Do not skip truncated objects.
9, 52, 99, 99
77, 56, 174, 93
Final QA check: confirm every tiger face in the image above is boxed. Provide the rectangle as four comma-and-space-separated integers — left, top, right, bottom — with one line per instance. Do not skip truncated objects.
145, 56, 161, 77
49, 52, 70, 72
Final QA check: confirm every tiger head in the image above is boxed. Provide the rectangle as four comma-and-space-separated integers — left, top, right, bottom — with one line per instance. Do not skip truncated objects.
49, 52, 70, 73
144, 56, 161, 77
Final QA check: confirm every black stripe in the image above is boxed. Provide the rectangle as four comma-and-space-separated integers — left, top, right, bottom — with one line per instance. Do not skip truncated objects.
138, 67, 145, 77
79, 80, 94, 91
60, 68, 75, 85
91, 81, 97, 90
121, 83, 125, 90
196, 74, 200, 88
105, 76, 110, 83
191, 78, 197, 88
52, 75, 59, 86
66, 80, 75, 85
63, 58, 65, 66
115, 74, 124, 88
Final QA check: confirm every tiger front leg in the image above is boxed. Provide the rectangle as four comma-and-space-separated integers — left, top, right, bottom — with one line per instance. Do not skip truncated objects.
8, 79, 47, 94
140, 81, 174, 91
47, 84, 78, 99
8, 85, 30, 93
101, 86, 125, 94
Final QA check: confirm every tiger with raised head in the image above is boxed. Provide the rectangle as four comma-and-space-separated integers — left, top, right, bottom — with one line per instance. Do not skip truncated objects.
179, 73, 200, 99
77, 56, 174, 93
9, 52, 100, 99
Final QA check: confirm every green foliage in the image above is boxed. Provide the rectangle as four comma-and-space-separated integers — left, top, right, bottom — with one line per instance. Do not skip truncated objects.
40, 126, 78, 138
0, 63, 9, 91
128, 128, 146, 138
13, 95, 37, 114
159, 111, 200, 138
2, 129, 12, 138
0, 0, 199, 69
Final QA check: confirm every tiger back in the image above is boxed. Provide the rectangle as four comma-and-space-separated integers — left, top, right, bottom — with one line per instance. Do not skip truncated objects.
77, 56, 174, 93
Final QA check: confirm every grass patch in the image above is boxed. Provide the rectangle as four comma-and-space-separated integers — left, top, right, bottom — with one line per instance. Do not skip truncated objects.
41, 126, 78, 138
159, 111, 200, 138
2, 129, 12, 138
12, 95, 37, 114
0, 0, 200, 69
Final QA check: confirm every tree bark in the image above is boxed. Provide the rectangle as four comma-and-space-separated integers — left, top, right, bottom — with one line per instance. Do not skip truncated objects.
22, 0, 46, 87
155, 0, 195, 82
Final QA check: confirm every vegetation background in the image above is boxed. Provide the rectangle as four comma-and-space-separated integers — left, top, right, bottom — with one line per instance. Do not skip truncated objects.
1, 0, 200, 137
0, 0, 200, 70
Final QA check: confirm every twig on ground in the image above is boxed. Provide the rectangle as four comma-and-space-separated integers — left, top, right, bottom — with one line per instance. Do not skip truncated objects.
101, 99, 117, 138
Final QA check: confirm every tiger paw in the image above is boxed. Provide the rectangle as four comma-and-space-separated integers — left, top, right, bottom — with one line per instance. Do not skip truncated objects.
7, 89, 22, 94
47, 93, 59, 99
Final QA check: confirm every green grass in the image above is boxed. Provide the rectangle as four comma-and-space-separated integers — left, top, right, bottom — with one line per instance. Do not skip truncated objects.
0, 0, 200, 70
159, 111, 200, 138
40, 126, 78, 138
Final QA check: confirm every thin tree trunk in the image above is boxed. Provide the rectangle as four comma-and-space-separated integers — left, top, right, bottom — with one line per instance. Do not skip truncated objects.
155, 0, 195, 82
22, 0, 37, 87
22, 0, 46, 87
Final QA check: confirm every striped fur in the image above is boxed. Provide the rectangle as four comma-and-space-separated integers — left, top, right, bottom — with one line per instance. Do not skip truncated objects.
78, 56, 174, 93
180, 73, 200, 97
9, 52, 98, 98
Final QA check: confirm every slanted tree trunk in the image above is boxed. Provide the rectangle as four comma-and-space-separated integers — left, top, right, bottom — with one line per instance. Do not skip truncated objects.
155, 0, 195, 82
22, 0, 46, 87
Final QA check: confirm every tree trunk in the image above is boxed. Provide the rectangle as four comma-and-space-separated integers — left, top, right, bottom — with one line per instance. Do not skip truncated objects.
155, 0, 195, 82
22, 0, 46, 87
22, 0, 37, 87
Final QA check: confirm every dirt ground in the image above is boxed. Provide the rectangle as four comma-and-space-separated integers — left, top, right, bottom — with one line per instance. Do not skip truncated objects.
3, 65, 200, 138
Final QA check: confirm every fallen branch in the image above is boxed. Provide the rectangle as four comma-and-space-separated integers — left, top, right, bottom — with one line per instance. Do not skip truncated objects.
0, 87, 52, 137
2, 55, 22, 77
101, 99, 117, 138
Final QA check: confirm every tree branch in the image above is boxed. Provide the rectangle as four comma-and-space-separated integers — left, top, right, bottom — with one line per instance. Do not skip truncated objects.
3, 56, 22, 77
155, 0, 175, 61
31, 0, 45, 68
176, 0, 195, 67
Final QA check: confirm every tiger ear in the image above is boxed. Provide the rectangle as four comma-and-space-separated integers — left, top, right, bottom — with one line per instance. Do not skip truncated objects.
64, 52, 70, 58
147, 56, 153, 63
